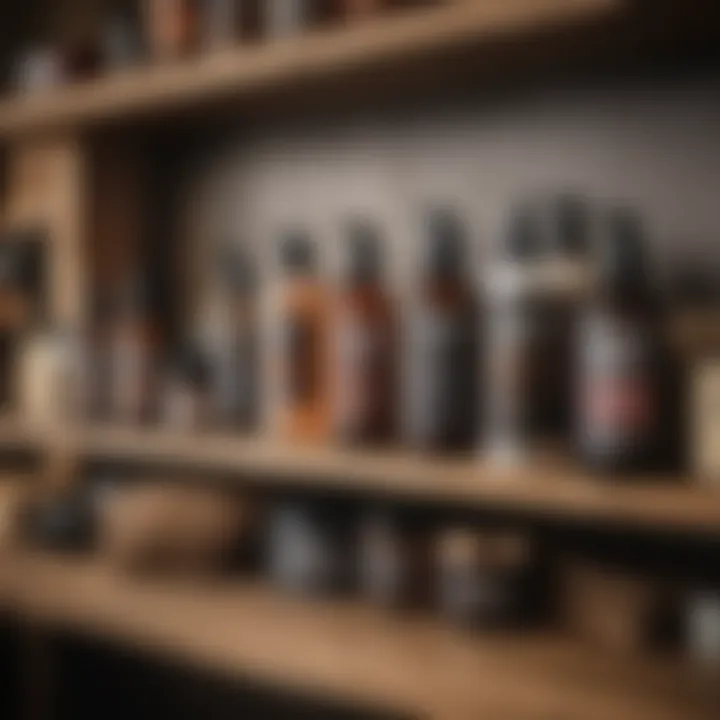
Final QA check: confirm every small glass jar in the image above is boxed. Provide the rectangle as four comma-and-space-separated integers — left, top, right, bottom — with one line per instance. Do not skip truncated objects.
435, 528, 532, 629
267, 500, 355, 596
358, 509, 431, 610
161, 342, 213, 430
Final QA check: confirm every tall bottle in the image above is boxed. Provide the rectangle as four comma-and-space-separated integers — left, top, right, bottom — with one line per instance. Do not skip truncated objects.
202, 244, 258, 430
333, 220, 395, 445
276, 231, 331, 443
535, 195, 592, 438
484, 204, 544, 463
576, 209, 663, 473
403, 209, 477, 452
108, 275, 162, 425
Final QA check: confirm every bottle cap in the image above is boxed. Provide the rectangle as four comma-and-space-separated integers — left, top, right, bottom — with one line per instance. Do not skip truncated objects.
279, 230, 315, 274
218, 243, 256, 294
422, 208, 466, 278
505, 202, 541, 261
345, 219, 382, 283
597, 207, 647, 293
544, 194, 590, 257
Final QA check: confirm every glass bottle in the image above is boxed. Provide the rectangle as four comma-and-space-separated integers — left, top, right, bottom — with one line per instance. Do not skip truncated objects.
485, 204, 547, 464
333, 220, 395, 445
276, 231, 331, 443
202, 244, 258, 430
403, 209, 478, 452
142, 0, 199, 61
576, 209, 664, 473
108, 276, 162, 425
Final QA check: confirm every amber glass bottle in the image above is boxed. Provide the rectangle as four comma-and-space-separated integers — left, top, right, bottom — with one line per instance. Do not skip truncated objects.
277, 231, 331, 443
143, 0, 199, 61
403, 210, 478, 452
334, 220, 395, 445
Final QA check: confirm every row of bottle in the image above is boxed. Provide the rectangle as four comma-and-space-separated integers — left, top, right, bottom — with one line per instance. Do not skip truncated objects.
73, 194, 676, 475
27, 474, 720, 663
12, 0, 432, 94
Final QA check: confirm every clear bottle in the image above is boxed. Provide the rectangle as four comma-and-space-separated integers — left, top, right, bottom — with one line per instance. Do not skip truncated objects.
484, 204, 544, 464
202, 244, 258, 430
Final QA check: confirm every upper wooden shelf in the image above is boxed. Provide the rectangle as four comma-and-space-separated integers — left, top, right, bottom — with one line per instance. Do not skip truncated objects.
0, 0, 618, 140
3, 417, 718, 533
48, 423, 718, 534
0, 553, 711, 720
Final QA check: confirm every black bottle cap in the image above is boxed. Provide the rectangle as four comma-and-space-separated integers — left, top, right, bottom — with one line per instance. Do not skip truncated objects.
218, 243, 256, 294
280, 230, 315, 274
346, 219, 382, 283
423, 209, 466, 278
546, 194, 590, 257
505, 202, 541, 261
598, 207, 648, 293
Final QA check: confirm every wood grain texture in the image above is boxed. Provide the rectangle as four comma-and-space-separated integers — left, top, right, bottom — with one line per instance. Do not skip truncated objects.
0, 553, 714, 720
25, 422, 719, 534
0, 0, 619, 139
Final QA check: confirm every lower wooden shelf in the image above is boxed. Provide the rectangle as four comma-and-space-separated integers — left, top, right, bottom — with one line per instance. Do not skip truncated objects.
0, 553, 715, 720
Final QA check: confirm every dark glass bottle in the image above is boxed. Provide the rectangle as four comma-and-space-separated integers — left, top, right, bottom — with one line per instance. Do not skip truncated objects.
403, 210, 477, 452
333, 220, 395, 445
276, 231, 331, 443
535, 195, 592, 438
576, 209, 664, 473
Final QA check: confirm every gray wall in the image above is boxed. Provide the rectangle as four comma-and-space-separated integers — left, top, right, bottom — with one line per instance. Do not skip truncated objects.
178, 76, 720, 430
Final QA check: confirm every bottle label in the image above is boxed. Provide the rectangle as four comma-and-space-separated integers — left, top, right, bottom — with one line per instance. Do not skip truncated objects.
284, 316, 320, 404
579, 318, 655, 455
336, 316, 387, 434
404, 308, 473, 445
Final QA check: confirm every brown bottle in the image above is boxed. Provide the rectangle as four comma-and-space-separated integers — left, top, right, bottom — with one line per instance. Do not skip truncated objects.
143, 0, 199, 61
342, 0, 387, 19
276, 231, 331, 443
403, 209, 478, 452
333, 220, 395, 445
576, 209, 666, 473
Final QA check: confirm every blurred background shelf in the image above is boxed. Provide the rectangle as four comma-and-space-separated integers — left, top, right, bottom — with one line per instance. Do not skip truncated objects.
0, 0, 620, 139
43, 423, 717, 534
0, 552, 712, 720
0, 414, 49, 451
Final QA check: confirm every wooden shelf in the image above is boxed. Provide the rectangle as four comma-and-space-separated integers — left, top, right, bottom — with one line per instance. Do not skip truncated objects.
0, 0, 618, 139
51, 423, 718, 534
3, 417, 719, 533
0, 552, 713, 720
0, 414, 47, 450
